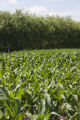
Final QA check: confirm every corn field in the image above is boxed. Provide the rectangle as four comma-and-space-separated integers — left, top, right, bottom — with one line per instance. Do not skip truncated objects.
0, 49, 80, 120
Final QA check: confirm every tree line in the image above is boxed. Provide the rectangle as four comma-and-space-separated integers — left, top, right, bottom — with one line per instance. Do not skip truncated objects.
0, 10, 80, 51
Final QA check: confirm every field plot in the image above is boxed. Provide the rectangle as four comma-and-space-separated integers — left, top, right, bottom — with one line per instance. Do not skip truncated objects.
0, 49, 80, 120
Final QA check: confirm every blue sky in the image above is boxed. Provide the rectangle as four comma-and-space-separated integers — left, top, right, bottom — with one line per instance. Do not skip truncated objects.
0, 0, 80, 21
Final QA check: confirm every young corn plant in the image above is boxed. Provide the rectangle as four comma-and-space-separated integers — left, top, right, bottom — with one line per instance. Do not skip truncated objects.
0, 85, 24, 120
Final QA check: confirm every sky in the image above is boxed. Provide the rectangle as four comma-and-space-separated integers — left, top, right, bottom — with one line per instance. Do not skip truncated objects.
0, 0, 80, 21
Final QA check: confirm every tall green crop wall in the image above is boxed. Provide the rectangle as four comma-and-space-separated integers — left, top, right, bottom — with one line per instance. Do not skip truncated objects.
0, 10, 80, 51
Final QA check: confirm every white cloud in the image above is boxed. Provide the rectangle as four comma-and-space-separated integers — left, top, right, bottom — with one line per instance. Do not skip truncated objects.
25, 6, 47, 15
23, 6, 80, 21
48, 12, 75, 16
8, 0, 17, 4
48, 11, 80, 21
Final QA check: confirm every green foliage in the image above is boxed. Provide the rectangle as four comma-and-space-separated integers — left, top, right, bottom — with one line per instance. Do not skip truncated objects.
0, 10, 80, 51
0, 49, 80, 120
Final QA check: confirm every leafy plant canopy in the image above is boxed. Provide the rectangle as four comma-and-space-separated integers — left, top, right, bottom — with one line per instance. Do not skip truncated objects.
0, 49, 80, 120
